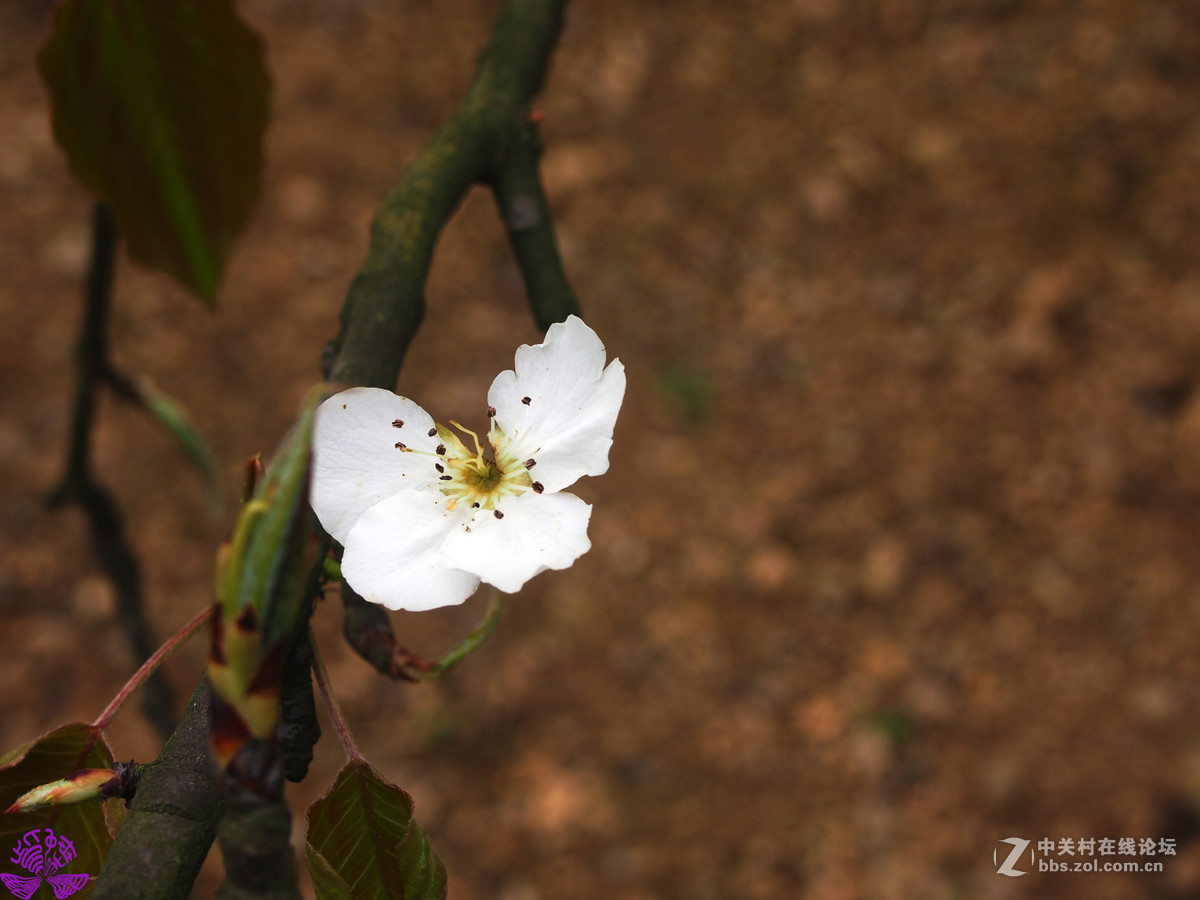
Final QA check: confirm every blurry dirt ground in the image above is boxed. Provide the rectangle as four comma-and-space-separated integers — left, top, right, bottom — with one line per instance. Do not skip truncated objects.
4, 1, 1200, 897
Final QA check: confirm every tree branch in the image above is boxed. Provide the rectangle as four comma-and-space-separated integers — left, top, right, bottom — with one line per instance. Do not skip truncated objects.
92, 1, 577, 893
487, 124, 581, 330
91, 682, 222, 900
48, 201, 174, 739
326, 0, 573, 389
328, 0, 578, 679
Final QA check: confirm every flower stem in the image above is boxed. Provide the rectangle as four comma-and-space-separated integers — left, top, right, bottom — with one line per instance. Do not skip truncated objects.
309, 628, 362, 761
92, 604, 214, 734
407, 588, 503, 679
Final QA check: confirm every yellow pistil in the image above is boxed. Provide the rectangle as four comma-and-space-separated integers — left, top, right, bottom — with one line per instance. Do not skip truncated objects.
433, 420, 533, 511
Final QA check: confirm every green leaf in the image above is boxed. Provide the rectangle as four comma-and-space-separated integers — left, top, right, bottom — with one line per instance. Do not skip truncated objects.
228, 385, 326, 648
305, 759, 447, 900
0, 723, 116, 896
307, 847, 353, 900
37, 0, 270, 303
137, 378, 221, 513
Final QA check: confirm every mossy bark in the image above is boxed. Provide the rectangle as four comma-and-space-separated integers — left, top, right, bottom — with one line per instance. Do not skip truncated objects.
92, 683, 221, 900
326, 0, 577, 390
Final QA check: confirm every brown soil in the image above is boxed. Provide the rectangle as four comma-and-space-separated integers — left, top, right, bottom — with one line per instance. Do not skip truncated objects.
3, 1, 1200, 898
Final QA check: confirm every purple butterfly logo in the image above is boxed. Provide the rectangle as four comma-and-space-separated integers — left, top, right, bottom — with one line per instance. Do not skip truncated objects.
1, 829, 90, 899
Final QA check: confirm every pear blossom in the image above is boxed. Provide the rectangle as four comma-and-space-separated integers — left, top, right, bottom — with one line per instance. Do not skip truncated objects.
311, 315, 625, 611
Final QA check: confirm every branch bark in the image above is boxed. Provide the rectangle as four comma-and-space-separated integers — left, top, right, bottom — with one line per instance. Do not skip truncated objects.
487, 125, 580, 331
91, 682, 221, 900
326, 0, 577, 389
328, 0, 580, 679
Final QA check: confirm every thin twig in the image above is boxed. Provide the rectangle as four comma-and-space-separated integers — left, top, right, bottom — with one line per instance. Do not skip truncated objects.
48, 201, 175, 738
92, 682, 223, 900
92, 604, 214, 734
309, 628, 362, 762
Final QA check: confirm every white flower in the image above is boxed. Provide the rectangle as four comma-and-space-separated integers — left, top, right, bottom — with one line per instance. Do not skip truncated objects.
311, 315, 626, 611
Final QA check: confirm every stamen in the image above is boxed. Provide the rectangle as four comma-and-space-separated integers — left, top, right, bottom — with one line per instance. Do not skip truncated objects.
449, 420, 484, 457
424, 415, 536, 512
522, 396, 532, 405
392, 419, 404, 428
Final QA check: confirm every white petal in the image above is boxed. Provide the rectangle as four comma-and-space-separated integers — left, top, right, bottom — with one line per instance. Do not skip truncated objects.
439, 490, 592, 593
487, 316, 626, 493
340, 490, 480, 611
311, 388, 444, 543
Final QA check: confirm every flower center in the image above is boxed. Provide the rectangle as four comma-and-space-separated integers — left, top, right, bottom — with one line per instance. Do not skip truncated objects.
435, 420, 533, 511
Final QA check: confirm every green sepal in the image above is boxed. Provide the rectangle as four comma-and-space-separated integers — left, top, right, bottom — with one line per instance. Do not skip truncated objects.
209, 385, 329, 764
215, 385, 328, 645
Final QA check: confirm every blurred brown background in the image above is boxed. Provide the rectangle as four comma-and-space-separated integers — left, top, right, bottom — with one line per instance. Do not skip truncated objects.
3, 1, 1200, 897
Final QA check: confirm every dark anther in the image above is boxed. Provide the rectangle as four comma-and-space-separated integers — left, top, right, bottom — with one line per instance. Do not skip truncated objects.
522, 396, 532, 405
435, 463, 445, 473
525, 458, 536, 469
494, 510, 505, 519
439, 475, 452, 481
395, 442, 407, 450
392, 419, 404, 428
532, 482, 544, 493
436, 444, 446, 455
428, 427, 437, 437
487, 406, 496, 417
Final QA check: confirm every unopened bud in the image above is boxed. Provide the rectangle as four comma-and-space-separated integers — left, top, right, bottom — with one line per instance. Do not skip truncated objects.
5, 767, 120, 813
